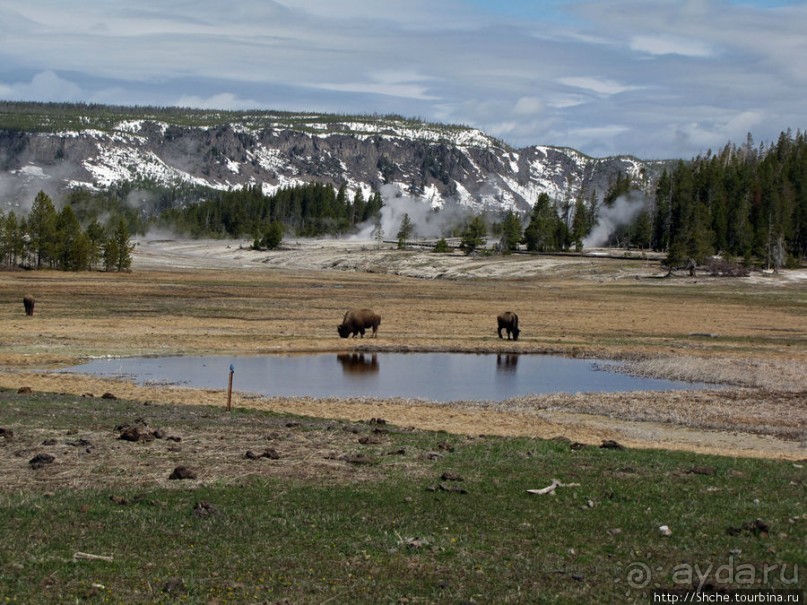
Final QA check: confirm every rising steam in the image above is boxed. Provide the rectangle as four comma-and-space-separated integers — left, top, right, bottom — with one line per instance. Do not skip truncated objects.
583, 192, 649, 248
351, 184, 472, 241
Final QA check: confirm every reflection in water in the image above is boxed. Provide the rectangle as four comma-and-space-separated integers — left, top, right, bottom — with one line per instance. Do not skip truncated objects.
337, 353, 379, 374
496, 353, 519, 372
61, 353, 715, 401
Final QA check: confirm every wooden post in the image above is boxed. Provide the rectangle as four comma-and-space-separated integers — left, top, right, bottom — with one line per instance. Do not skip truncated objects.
226, 364, 234, 411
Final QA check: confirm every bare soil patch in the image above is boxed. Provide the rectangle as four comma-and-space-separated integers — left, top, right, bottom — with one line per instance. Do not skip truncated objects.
1, 238, 805, 465
0, 389, 424, 493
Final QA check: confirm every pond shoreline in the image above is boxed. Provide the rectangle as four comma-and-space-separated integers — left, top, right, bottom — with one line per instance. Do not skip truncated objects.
57, 351, 719, 402
1, 249, 804, 460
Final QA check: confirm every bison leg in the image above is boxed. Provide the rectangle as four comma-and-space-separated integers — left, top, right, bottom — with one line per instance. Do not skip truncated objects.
498, 327, 504, 339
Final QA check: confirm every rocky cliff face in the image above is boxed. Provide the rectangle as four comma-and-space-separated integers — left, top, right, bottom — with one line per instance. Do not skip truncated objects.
0, 112, 669, 213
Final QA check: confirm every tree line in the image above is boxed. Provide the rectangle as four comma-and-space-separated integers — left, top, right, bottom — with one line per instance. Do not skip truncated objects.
4, 130, 805, 269
0, 181, 385, 272
650, 131, 807, 268
588, 130, 807, 268
158, 182, 383, 242
445, 130, 807, 267
0, 191, 133, 271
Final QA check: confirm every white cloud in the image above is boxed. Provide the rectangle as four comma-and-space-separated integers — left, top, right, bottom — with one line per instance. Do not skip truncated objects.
0, 0, 805, 159
0, 71, 83, 101
630, 35, 714, 57
314, 82, 440, 101
558, 77, 640, 96
273, 0, 481, 30
513, 97, 543, 115
725, 110, 765, 135
313, 72, 441, 101
569, 125, 631, 139
487, 121, 520, 138
546, 94, 587, 109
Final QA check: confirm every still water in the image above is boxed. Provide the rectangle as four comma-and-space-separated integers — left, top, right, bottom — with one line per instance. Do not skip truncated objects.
60, 352, 713, 402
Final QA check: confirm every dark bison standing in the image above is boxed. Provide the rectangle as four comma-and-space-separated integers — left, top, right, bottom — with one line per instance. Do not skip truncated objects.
497, 311, 520, 341
23, 295, 35, 316
338, 308, 381, 339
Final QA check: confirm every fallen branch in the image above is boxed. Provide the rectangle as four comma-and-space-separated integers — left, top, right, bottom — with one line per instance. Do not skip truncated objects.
73, 552, 114, 562
527, 479, 581, 495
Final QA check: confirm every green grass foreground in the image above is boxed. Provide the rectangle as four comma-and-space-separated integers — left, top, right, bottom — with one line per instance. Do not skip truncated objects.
0, 391, 804, 604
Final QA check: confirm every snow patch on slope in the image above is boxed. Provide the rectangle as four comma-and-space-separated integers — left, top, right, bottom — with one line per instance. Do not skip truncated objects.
84, 143, 220, 189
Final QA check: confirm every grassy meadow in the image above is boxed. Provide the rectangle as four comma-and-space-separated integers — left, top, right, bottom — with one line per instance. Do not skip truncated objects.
0, 254, 805, 603
0, 390, 804, 604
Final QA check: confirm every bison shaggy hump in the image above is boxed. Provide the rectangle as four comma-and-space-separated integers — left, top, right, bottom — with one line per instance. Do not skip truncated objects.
497, 311, 520, 341
338, 308, 381, 339
23, 295, 35, 316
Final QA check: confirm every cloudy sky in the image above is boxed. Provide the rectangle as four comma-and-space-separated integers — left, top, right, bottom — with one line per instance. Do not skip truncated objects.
1, 0, 805, 159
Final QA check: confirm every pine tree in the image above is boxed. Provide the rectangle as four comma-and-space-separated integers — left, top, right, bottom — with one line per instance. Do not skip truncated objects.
667, 161, 695, 261
629, 210, 652, 250
105, 219, 133, 272
103, 238, 119, 272
652, 170, 672, 252
460, 215, 487, 254
396, 213, 413, 249
0, 211, 22, 266
523, 193, 560, 252
352, 189, 366, 226
603, 172, 633, 207
433, 237, 450, 253
55, 205, 86, 270
261, 221, 284, 250
85, 219, 106, 270
499, 211, 522, 253
364, 191, 383, 222
28, 191, 58, 268
570, 197, 588, 251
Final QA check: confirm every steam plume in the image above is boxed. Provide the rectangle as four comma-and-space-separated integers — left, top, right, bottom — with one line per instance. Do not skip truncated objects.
351, 184, 472, 241
583, 192, 649, 248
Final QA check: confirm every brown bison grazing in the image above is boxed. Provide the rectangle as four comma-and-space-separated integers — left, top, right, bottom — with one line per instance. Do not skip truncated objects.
497, 311, 520, 341
338, 308, 381, 338
23, 295, 35, 316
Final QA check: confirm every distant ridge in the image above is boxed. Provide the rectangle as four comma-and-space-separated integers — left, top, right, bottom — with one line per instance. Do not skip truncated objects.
0, 101, 672, 213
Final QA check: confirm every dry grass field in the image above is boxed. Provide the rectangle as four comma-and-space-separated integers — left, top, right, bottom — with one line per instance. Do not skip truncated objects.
1, 239, 805, 462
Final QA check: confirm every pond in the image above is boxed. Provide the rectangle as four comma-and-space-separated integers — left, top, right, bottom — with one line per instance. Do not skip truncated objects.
59, 352, 715, 402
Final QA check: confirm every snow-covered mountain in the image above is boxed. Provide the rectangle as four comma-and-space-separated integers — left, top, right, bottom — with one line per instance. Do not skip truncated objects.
0, 104, 670, 213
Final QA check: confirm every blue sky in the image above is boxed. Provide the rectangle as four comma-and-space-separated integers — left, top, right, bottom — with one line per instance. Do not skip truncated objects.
1, 0, 805, 159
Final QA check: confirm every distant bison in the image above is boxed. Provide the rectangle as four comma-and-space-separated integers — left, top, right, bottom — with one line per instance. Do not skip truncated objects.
497, 311, 520, 341
23, 295, 35, 316
338, 308, 381, 339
